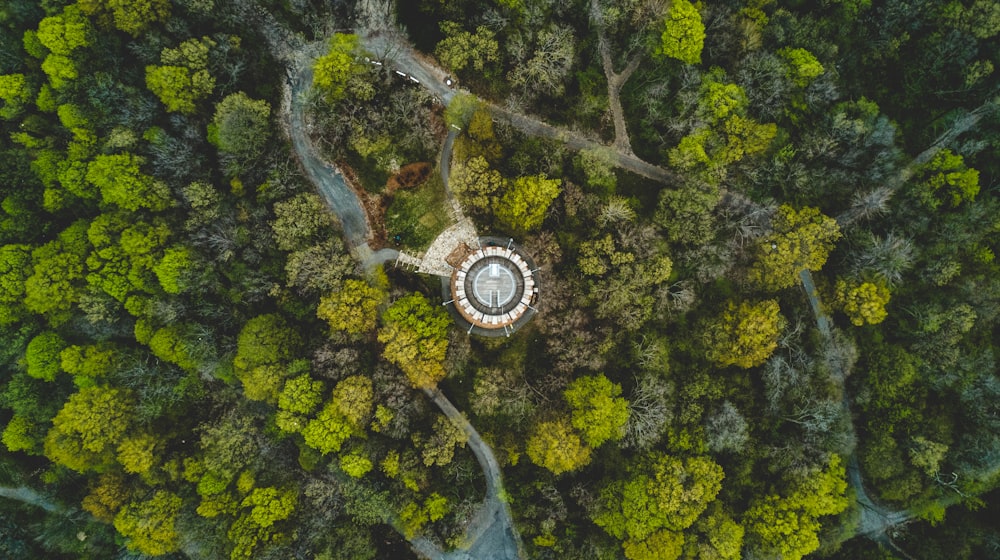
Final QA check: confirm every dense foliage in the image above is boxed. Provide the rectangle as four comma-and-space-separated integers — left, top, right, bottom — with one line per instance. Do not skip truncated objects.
1, 0, 998, 559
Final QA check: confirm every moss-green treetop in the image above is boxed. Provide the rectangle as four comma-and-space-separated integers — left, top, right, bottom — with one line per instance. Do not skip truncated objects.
564, 374, 630, 448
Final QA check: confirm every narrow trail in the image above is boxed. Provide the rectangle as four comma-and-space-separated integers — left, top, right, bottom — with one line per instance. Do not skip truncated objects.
589, 0, 641, 155
837, 98, 997, 227
799, 97, 997, 547
0, 485, 65, 514
799, 270, 921, 558
360, 30, 680, 186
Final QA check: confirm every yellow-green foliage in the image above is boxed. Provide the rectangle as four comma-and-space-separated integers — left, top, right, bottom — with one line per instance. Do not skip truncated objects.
114, 491, 183, 556
44, 386, 133, 472
435, 22, 500, 74
654, 0, 705, 64
703, 300, 786, 369
313, 34, 372, 102
496, 174, 561, 233
340, 453, 373, 478
913, 149, 980, 209
275, 374, 324, 434
525, 419, 591, 475
25, 331, 66, 381
0, 74, 33, 119
317, 278, 386, 335
835, 278, 890, 326
778, 48, 825, 86
593, 453, 724, 557
750, 205, 841, 291
564, 374, 630, 448
116, 433, 158, 475
378, 293, 450, 389
744, 455, 848, 560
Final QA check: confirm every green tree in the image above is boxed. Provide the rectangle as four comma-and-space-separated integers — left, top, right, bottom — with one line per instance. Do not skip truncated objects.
153, 245, 194, 294
2, 415, 39, 453
145, 64, 214, 114
147, 324, 201, 372
593, 453, 724, 543
341, 453, 373, 478
271, 193, 336, 252
332, 375, 374, 430
43, 386, 133, 472
496, 174, 561, 233
25, 331, 66, 382
86, 153, 171, 211
79, 0, 171, 37
275, 374, 325, 434
313, 34, 373, 103
113, 491, 182, 556
0, 244, 32, 324
24, 222, 90, 323
420, 415, 468, 467
834, 278, 890, 326
0, 74, 32, 119
744, 455, 848, 560
378, 293, 451, 389
116, 432, 158, 476
435, 22, 500, 74
577, 233, 634, 277
654, 0, 705, 64
576, 148, 618, 193
285, 240, 354, 295
40, 54, 78, 89
449, 155, 506, 217
778, 47, 824, 86
233, 314, 302, 373
682, 504, 744, 559
302, 400, 356, 454
59, 343, 117, 385
36, 5, 91, 56
749, 205, 841, 291
702, 300, 785, 369
233, 315, 303, 403
209, 92, 271, 174
908, 436, 948, 476
654, 185, 720, 245
525, 418, 591, 475
911, 149, 980, 209
317, 278, 386, 335
444, 92, 480, 129
623, 529, 685, 560
564, 374, 630, 448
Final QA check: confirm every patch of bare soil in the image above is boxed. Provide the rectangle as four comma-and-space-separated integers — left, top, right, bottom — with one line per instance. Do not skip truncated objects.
339, 162, 434, 250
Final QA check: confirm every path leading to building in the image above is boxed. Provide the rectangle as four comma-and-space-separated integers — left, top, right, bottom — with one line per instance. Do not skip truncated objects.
253, 4, 524, 558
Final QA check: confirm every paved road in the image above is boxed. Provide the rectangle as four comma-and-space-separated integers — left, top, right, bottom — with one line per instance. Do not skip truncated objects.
424, 387, 524, 560
288, 62, 371, 250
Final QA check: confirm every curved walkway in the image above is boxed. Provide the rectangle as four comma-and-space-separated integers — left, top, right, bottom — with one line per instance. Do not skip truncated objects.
288, 54, 371, 251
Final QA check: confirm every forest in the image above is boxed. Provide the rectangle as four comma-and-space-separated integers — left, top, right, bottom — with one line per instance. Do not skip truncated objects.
0, 0, 998, 559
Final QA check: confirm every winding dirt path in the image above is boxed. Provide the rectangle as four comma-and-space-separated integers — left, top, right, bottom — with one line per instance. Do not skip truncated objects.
589, 0, 642, 155
361, 30, 681, 186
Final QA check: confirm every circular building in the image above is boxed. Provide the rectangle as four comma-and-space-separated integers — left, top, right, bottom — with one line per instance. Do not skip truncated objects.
446, 238, 538, 336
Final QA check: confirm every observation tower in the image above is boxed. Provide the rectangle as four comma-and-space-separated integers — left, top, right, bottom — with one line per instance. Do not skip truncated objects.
445, 237, 539, 337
